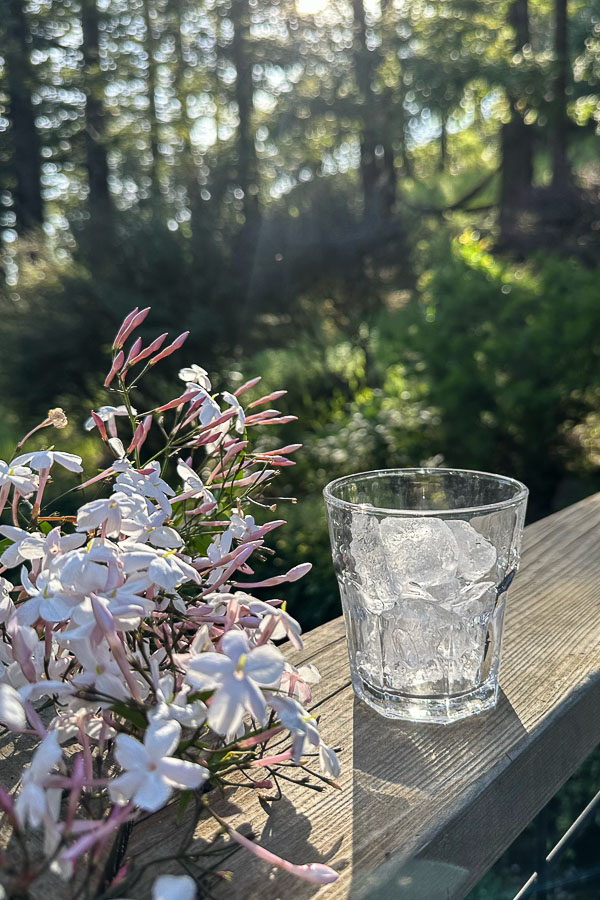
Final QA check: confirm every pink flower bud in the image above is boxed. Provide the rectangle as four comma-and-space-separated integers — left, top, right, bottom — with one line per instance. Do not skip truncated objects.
127, 422, 145, 453
223, 823, 338, 885
113, 307, 151, 349
127, 332, 168, 367
91, 410, 108, 441
125, 336, 142, 365
255, 415, 298, 425
104, 351, 125, 387
112, 307, 139, 349
149, 331, 190, 365
245, 409, 281, 424
248, 390, 287, 408
260, 443, 302, 455
156, 390, 195, 412
234, 376, 261, 397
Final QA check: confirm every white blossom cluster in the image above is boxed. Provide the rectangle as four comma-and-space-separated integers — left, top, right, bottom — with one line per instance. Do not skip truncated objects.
0, 307, 339, 899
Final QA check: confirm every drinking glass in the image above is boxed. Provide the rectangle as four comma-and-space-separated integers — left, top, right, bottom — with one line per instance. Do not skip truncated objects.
323, 468, 528, 724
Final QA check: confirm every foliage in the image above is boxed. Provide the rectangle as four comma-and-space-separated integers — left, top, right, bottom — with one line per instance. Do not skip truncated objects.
408, 234, 600, 517
0, 308, 341, 899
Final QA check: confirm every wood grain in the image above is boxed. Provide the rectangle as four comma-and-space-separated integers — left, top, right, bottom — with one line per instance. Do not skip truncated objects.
9, 493, 600, 899
128, 493, 600, 899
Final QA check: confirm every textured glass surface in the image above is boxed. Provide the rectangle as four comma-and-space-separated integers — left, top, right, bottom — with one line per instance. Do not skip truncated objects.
324, 468, 528, 724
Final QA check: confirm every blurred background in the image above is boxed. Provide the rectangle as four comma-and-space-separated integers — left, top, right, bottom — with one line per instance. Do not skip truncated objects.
2, 0, 600, 892
3, 0, 600, 627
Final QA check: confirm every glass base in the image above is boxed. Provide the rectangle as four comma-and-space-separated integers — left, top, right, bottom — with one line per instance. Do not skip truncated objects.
352, 673, 499, 724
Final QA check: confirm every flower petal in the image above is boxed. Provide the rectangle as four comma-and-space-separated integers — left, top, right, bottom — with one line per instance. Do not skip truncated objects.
244, 644, 285, 686
0, 684, 26, 731
133, 770, 172, 812
206, 682, 245, 737
109, 770, 145, 806
115, 733, 148, 770
220, 629, 249, 665
158, 757, 209, 790
153, 874, 197, 900
145, 719, 181, 760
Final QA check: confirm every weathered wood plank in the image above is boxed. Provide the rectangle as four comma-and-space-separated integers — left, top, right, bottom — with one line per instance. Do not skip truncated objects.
125, 492, 600, 899
8, 494, 600, 899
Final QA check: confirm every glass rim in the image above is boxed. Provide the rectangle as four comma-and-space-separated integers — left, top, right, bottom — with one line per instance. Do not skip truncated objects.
323, 467, 529, 517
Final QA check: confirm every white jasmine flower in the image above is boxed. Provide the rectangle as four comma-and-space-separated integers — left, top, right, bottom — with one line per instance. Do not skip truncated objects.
116, 462, 174, 516
15, 730, 63, 829
185, 630, 285, 737
18, 566, 78, 625
0, 461, 37, 497
0, 526, 39, 567
153, 875, 197, 900
229, 513, 258, 539
12, 450, 83, 473
149, 673, 207, 729
0, 577, 15, 624
221, 391, 246, 433
0, 683, 27, 731
113, 873, 198, 900
84, 405, 136, 432
178, 364, 211, 392
76, 491, 148, 536
109, 719, 208, 812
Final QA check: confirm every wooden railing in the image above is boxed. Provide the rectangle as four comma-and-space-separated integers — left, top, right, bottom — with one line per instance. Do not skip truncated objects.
7, 493, 600, 899
120, 492, 600, 899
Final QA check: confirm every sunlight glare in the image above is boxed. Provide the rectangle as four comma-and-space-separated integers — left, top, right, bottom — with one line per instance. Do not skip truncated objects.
296, 0, 329, 16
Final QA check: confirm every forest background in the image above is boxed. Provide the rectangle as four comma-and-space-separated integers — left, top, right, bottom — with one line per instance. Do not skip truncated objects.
2, 0, 600, 624
3, 1, 600, 894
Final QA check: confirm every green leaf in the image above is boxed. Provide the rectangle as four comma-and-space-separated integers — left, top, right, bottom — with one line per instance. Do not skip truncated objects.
177, 789, 194, 823
109, 702, 147, 730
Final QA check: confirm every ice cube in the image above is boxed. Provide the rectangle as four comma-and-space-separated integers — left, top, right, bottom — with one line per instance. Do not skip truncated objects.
380, 593, 454, 692
379, 516, 459, 587
350, 513, 396, 611
447, 519, 497, 581
442, 580, 497, 620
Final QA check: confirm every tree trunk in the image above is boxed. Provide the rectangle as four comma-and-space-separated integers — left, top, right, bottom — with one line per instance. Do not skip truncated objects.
142, 0, 161, 208
381, 138, 396, 219
4, 0, 43, 233
352, 0, 379, 220
438, 110, 447, 172
551, 0, 571, 190
230, 0, 260, 230
171, 0, 203, 228
81, 0, 112, 228
499, 0, 534, 242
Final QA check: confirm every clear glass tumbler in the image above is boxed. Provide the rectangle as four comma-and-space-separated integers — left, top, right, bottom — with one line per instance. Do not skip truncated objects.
323, 468, 528, 724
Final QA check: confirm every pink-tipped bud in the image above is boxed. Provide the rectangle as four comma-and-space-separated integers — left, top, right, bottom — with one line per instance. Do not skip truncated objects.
113, 307, 151, 349
234, 376, 261, 397
91, 411, 109, 441
113, 307, 150, 350
248, 390, 287, 408
127, 422, 145, 453
244, 409, 281, 424
286, 562, 312, 582
141, 414, 152, 437
127, 333, 168, 367
149, 331, 190, 366
156, 389, 195, 413
104, 351, 125, 387
265, 443, 302, 454
255, 415, 298, 425
113, 307, 138, 349
125, 337, 143, 366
